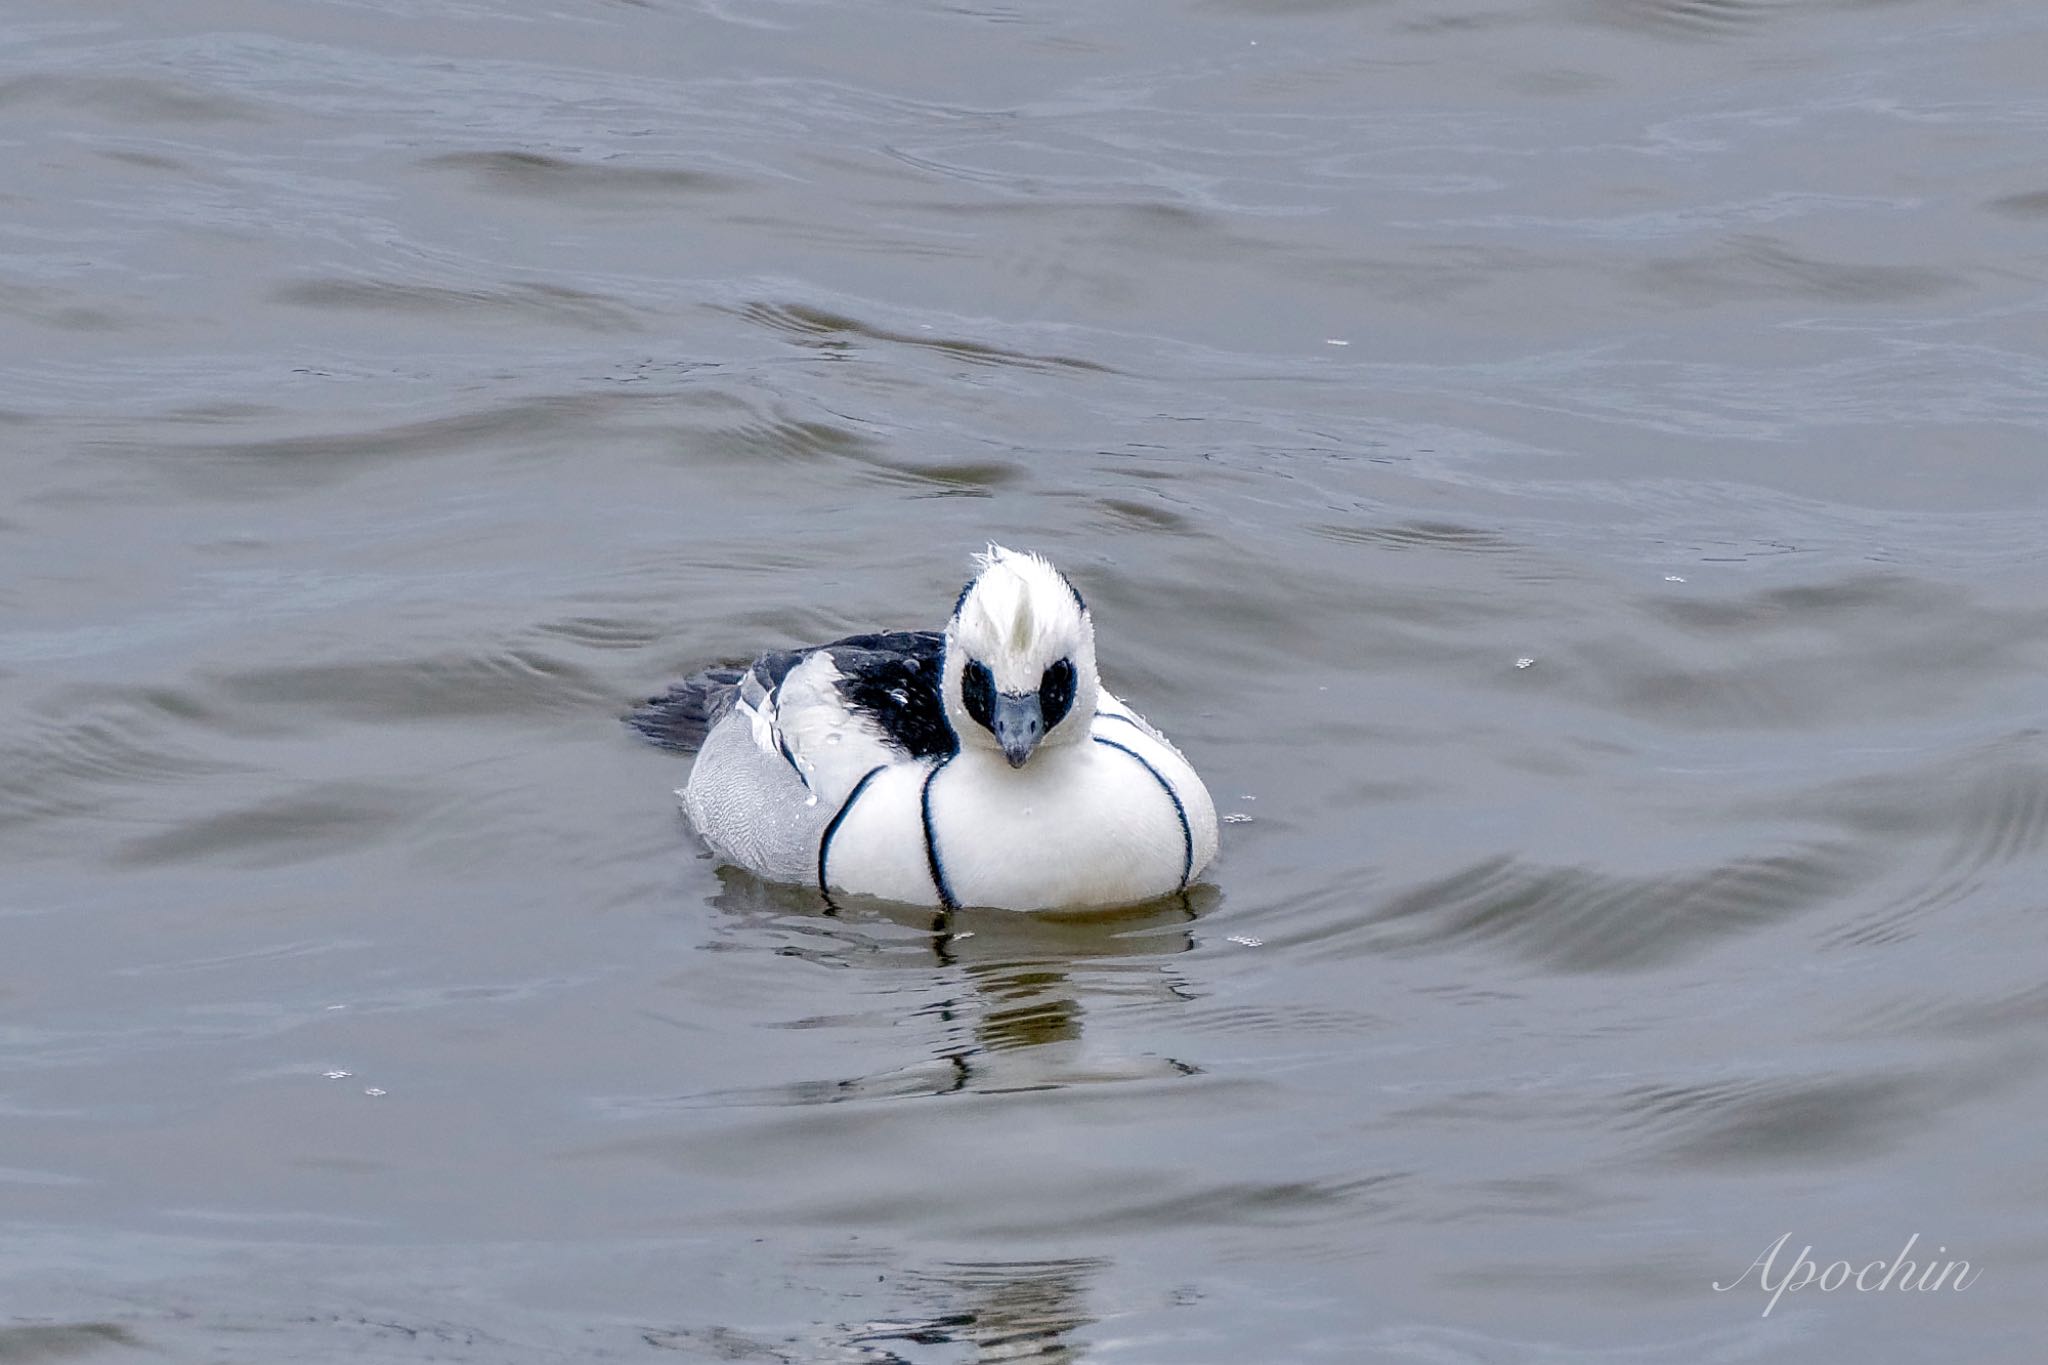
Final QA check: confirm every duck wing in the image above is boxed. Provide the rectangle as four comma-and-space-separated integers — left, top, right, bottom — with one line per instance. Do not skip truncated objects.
631, 630, 955, 806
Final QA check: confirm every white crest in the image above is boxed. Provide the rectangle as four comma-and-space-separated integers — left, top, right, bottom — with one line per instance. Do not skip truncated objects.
944, 544, 1100, 751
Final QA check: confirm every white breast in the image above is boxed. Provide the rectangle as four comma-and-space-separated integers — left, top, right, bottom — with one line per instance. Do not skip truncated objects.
818, 706, 1218, 911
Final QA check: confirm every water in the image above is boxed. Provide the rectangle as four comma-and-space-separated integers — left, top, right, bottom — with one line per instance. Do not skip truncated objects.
4, 1, 2047, 1359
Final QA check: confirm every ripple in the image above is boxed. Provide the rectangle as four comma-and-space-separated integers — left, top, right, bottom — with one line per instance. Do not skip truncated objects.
977, 1171, 1405, 1239
1589, 0, 1777, 40
420, 150, 744, 206
112, 780, 426, 869
112, 937, 372, 978
99, 396, 623, 498
1341, 843, 1865, 971
207, 646, 613, 722
1094, 496, 1193, 533
273, 279, 648, 333
1780, 733, 2048, 948
1309, 520, 1525, 555
599, 1047, 1198, 1114
731, 301, 1116, 373
702, 411, 885, 464
598, 1060, 978, 1113
1608, 573, 2048, 729
0, 281, 128, 333
1632, 236, 1963, 306
1880, 982, 2048, 1042
849, 454, 1024, 496
1163, 1002, 1385, 1038
1986, 189, 2048, 219
0, 689, 253, 841
94, 148, 195, 174
529, 615, 667, 650
0, 73, 264, 122
1616, 1071, 1932, 1167
1647, 572, 1944, 631
1945, 750, 2048, 872
0, 1323, 144, 1359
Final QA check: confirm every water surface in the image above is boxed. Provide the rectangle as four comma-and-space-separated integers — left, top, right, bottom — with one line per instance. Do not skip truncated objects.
4, 0, 2047, 1360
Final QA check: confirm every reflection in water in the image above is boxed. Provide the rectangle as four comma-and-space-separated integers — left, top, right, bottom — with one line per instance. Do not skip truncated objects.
697, 868, 1211, 1101
846, 1257, 1105, 1365
650, 1255, 1107, 1364
971, 962, 1083, 1055
606, 882, 1165, 1360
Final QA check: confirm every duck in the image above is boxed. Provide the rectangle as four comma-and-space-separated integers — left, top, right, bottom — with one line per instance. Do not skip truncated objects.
630, 545, 1218, 911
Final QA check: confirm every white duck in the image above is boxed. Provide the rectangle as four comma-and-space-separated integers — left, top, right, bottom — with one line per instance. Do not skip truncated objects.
631, 546, 1218, 911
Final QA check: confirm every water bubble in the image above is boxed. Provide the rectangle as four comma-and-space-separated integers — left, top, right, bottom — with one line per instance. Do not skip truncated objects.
1222, 813, 1253, 825
323, 1070, 352, 1080
363, 1087, 387, 1097
1514, 657, 1535, 669
1226, 934, 1264, 948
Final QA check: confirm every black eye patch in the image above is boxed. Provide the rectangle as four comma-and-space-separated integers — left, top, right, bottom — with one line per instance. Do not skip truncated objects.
1039, 658, 1076, 729
961, 659, 996, 732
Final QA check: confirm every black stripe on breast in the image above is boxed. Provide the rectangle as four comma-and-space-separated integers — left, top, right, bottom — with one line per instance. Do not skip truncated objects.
818, 763, 887, 896
920, 756, 959, 910
1094, 736, 1192, 890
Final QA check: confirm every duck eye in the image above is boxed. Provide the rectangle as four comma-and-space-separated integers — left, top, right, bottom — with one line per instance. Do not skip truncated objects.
1039, 658, 1076, 729
961, 659, 996, 731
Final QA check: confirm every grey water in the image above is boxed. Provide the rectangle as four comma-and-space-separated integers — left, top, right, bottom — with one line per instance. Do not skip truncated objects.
4, 1, 2047, 1360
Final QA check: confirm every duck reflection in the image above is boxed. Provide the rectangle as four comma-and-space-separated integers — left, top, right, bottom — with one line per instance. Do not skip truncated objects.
844, 1255, 1106, 1365
701, 867, 1214, 1097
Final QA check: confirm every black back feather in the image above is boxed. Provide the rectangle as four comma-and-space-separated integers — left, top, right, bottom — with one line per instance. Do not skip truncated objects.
821, 630, 955, 759
626, 630, 957, 759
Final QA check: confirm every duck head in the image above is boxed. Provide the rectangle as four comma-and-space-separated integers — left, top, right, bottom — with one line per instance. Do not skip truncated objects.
943, 545, 1099, 768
